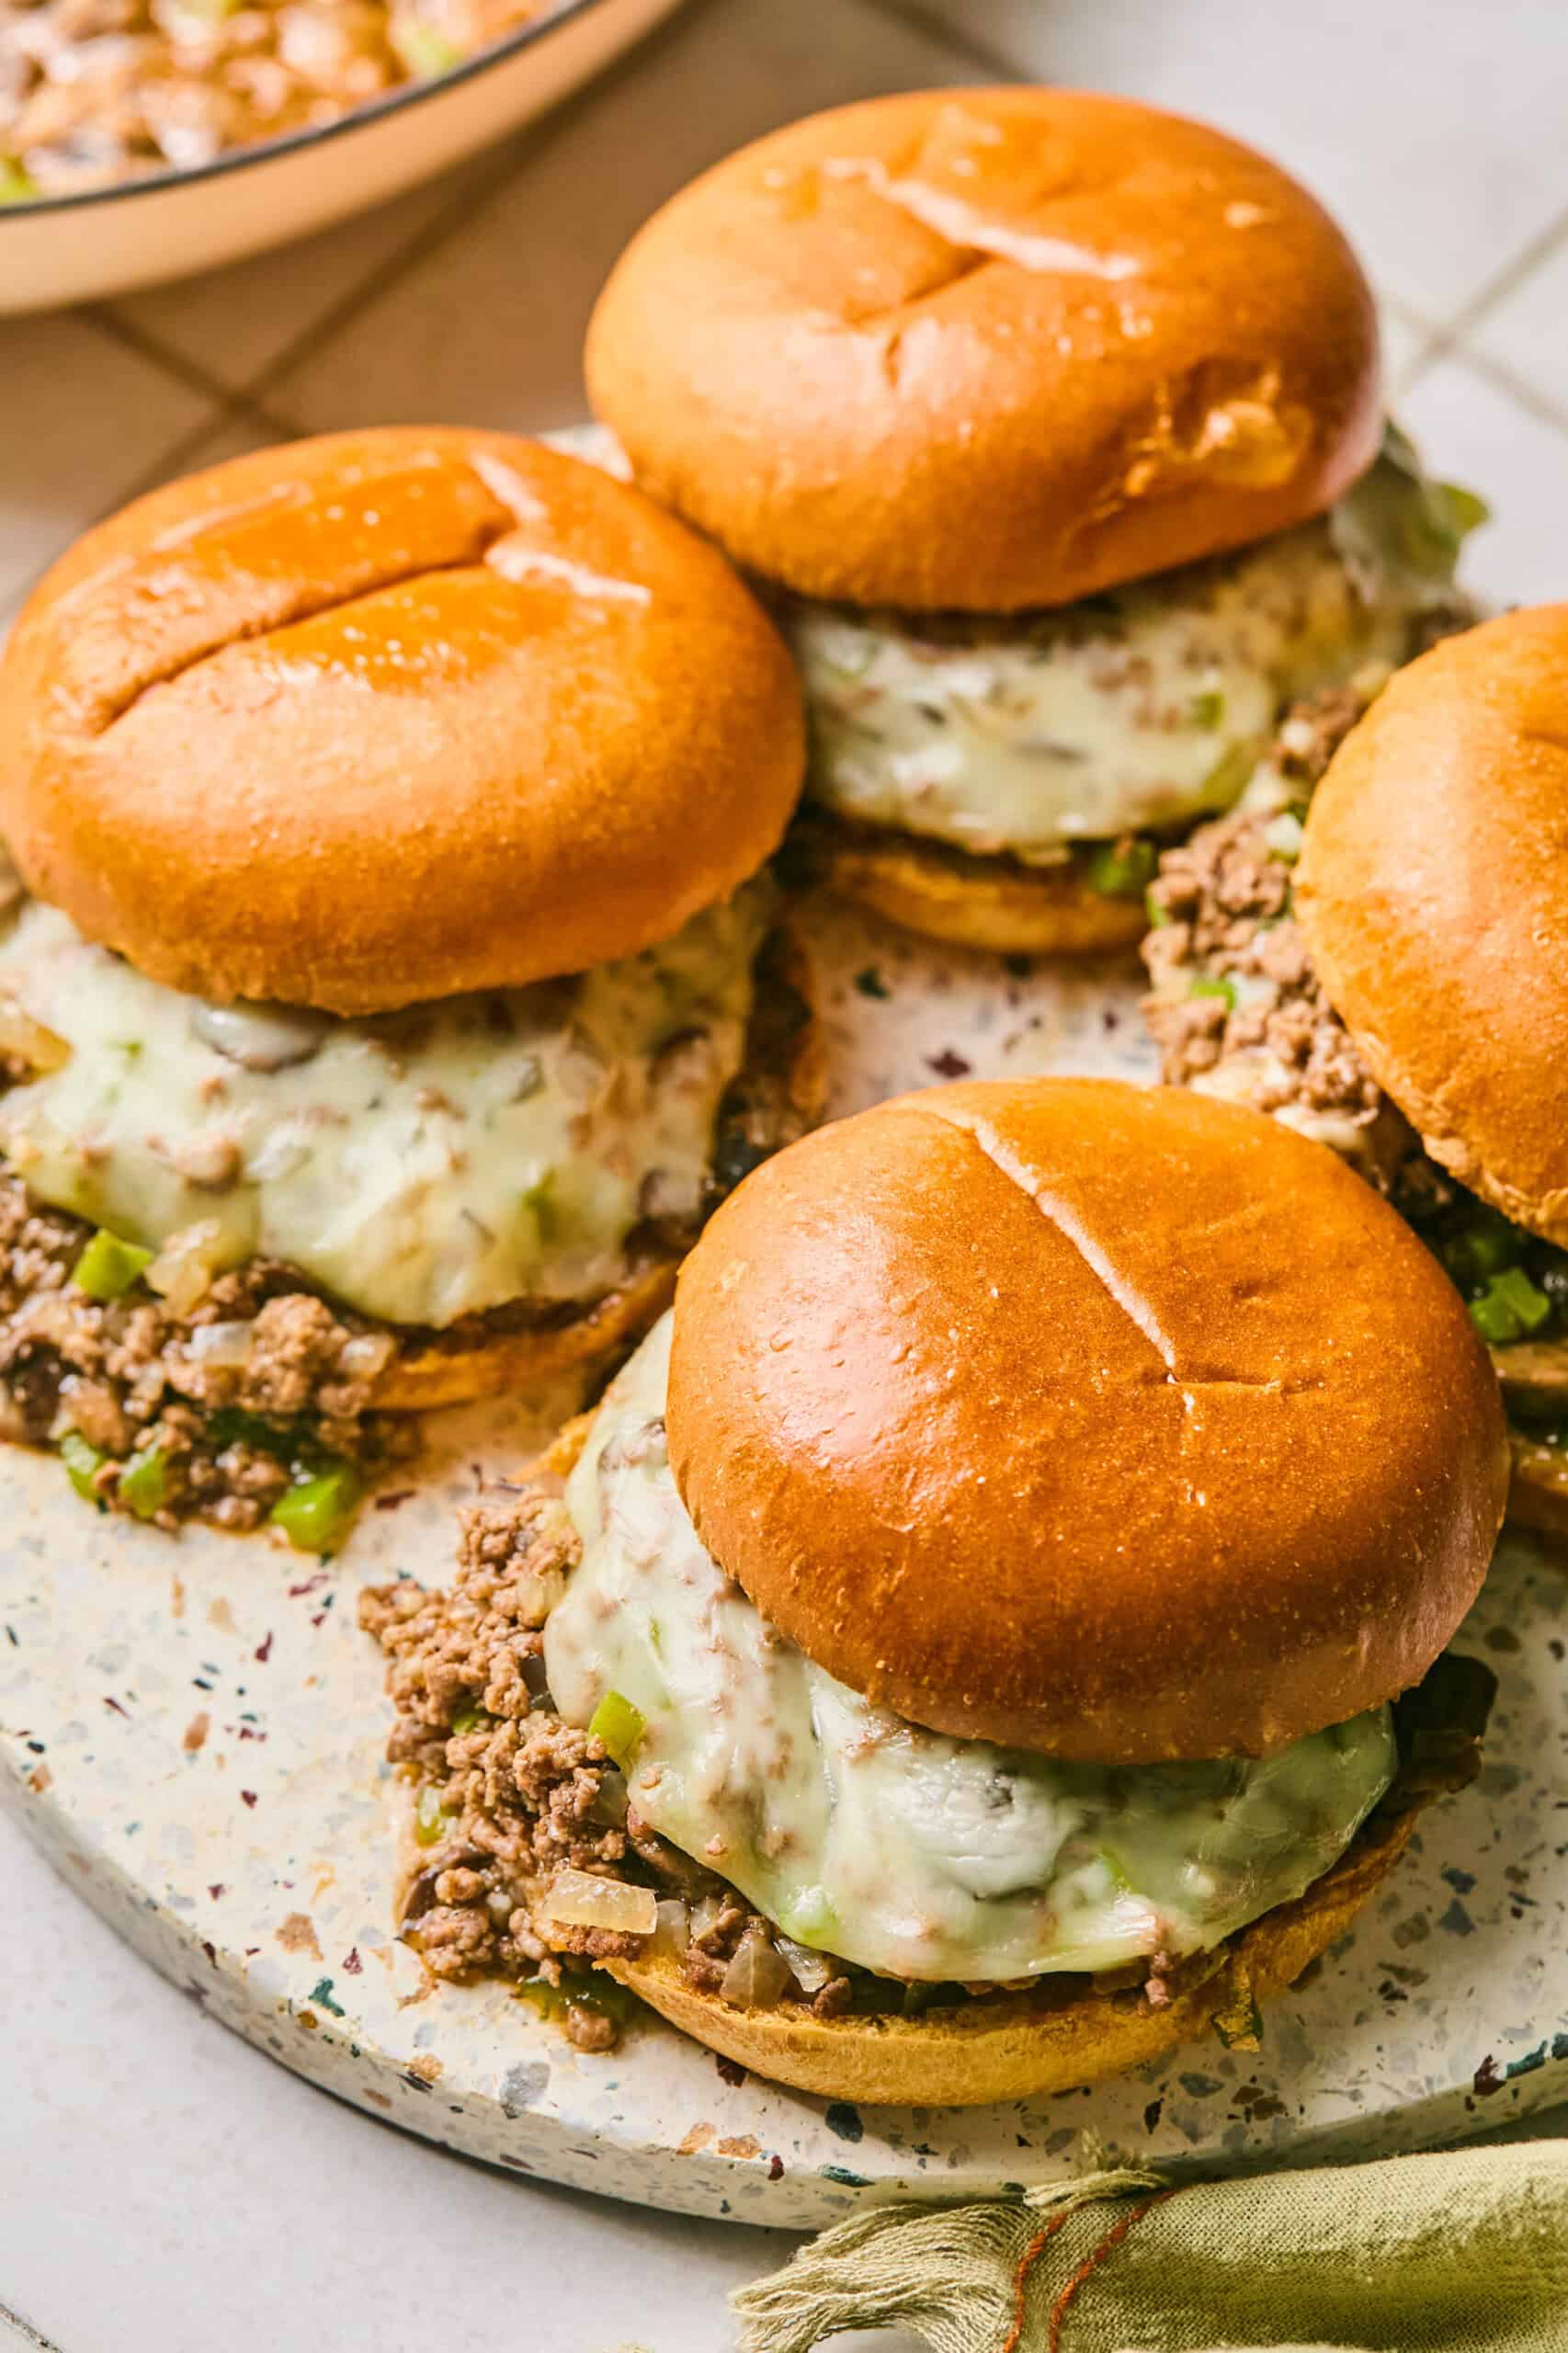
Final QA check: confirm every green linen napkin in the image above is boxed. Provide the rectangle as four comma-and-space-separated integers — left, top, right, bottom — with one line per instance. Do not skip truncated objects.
732, 2147, 1568, 2353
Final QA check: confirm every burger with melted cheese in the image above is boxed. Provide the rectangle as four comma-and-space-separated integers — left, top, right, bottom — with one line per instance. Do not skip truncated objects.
585, 87, 1480, 957
1146, 605, 1568, 1548
0, 427, 816, 1543
370, 1078, 1502, 2101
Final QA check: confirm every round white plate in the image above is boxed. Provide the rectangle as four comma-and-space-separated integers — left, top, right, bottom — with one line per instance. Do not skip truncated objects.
0, 0, 682, 313
1, 900, 1564, 2229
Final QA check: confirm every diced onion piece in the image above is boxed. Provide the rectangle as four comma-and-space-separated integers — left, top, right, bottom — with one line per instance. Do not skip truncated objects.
776, 1936, 834, 1995
1263, 811, 1304, 864
146, 1218, 226, 1315
184, 1318, 255, 1368
517, 1563, 567, 1629
721, 1928, 792, 2011
590, 1768, 630, 1828
0, 994, 70, 1074
340, 1330, 395, 1381
689, 1894, 727, 1947
650, 1898, 690, 1960
540, 1869, 657, 1937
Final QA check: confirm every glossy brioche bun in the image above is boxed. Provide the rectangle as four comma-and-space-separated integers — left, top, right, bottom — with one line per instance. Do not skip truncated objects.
666, 1078, 1506, 1763
586, 87, 1381, 612
604, 1808, 1414, 2107
1297, 605, 1568, 1246
804, 815, 1147, 955
0, 428, 804, 1016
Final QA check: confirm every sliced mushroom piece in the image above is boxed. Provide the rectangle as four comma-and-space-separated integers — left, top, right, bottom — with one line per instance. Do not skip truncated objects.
192, 1000, 332, 1072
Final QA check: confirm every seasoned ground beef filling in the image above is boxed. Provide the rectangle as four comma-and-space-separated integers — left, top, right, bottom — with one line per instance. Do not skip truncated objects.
1143, 685, 1420, 1186
362, 1468, 1489, 2057
361, 1487, 859, 2050
1143, 692, 1568, 1388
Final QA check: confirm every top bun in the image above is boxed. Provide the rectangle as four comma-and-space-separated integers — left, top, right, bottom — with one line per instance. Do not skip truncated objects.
587, 88, 1381, 612
0, 428, 804, 1015
665, 1078, 1505, 1764
1297, 606, 1568, 1245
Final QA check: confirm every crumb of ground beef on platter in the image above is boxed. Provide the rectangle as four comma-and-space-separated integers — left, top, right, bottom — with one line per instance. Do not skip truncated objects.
360, 1482, 872, 2052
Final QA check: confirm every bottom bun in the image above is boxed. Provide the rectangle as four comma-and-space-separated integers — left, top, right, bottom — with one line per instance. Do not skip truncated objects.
371, 1260, 681, 1412
1506, 1429, 1568, 1552
802, 814, 1146, 957
603, 1812, 1415, 2109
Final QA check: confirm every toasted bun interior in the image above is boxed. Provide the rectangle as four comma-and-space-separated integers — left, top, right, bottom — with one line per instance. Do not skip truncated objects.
666, 1078, 1506, 1762
587, 87, 1381, 611
1297, 604, 1568, 1247
0, 428, 804, 1014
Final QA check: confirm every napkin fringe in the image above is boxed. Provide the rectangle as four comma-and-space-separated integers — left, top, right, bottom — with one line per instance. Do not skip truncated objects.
730, 2166, 1165, 2353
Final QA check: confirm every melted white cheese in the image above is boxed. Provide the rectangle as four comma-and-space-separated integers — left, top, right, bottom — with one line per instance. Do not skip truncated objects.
789, 443, 1471, 862
543, 1317, 1396, 1984
0, 892, 769, 1329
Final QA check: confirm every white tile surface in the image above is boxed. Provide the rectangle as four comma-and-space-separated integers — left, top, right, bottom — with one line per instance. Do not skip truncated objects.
1399, 349, 1568, 608
271, 0, 981, 433
108, 153, 509, 399
888, 0, 1568, 324
0, 313, 213, 624
1467, 225, 1568, 426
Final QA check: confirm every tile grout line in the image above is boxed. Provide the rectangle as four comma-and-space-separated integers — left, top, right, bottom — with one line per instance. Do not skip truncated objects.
0, 2300, 63, 2352
1400, 197, 1568, 404
850, 0, 1028, 82
85, 301, 249, 413
84, 307, 307, 444
1444, 196, 1568, 345
238, 0, 722, 415
1423, 337, 1568, 444
106, 404, 293, 512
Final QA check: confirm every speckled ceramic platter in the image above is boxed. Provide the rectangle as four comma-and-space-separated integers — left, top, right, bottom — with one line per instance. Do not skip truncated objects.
3, 898, 1566, 2232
